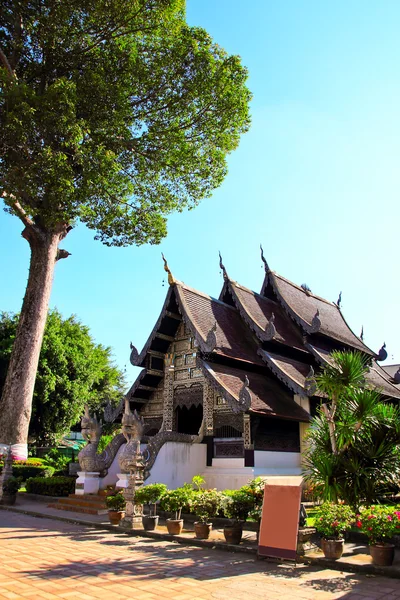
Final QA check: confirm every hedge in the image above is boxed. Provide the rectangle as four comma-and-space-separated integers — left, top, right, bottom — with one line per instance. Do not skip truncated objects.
25, 476, 75, 497
0, 464, 54, 480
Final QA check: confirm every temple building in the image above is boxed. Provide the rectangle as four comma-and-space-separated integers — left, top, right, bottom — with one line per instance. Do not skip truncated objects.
127, 251, 400, 490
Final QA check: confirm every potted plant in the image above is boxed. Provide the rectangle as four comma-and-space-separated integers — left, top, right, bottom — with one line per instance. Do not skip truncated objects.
356, 506, 399, 566
222, 489, 253, 545
105, 492, 126, 525
191, 489, 221, 539
1, 477, 21, 505
160, 487, 191, 535
315, 502, 354, 559
134, 483, 167, 531
240, 477, 265, 541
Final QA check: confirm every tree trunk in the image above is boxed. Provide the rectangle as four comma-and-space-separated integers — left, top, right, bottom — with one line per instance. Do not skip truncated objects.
0, 225, 68, 457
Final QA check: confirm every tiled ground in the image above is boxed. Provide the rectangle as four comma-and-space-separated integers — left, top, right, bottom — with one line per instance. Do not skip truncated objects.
1, 512, 400, 600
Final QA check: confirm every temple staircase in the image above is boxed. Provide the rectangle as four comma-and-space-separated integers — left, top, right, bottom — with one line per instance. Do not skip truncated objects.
48, 493, 108, 515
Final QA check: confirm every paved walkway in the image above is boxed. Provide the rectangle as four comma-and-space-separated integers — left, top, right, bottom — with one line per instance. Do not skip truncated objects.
2, 512, 400, 599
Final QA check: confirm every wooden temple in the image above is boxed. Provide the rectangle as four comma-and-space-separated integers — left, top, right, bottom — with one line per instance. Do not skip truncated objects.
127, 250, 400, 488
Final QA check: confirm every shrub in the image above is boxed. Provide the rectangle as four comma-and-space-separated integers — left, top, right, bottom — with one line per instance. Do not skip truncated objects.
134, 483, 167, 516
191, 489, 222, 524
160, 488, 192, 520
105, 492, 126, 512
222, 489, 254, 523
25, 476, 75, 497
314, 502, 354, 540
43, 449, 71, 473
240, 477, 265, 521
2, 477, 21, 495
13, 464, 54, 480
356, 506, 400, 545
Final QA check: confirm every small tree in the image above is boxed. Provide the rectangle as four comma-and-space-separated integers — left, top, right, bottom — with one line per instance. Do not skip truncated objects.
0, 0, 251, 452
134, 483, 167, 516
304, 351, 400, 507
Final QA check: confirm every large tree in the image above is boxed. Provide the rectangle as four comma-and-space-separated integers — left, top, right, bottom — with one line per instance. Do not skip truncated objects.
0, 310, 125, 445
0, 0, 251, 453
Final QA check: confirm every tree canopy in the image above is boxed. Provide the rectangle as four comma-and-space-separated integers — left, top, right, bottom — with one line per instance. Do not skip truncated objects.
0, 0, 251, 244
0, 310, 125, 445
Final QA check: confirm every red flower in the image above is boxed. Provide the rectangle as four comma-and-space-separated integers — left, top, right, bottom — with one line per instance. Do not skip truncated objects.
332, 520, 339, 527
368, 515, 375, 520
368, 527, 372, 531
387, 515, 393, 521
356, 521, 362, 528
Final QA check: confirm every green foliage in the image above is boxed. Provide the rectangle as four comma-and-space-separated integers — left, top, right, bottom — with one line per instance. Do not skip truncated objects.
0, 0, 251, 246
190, 475, 205, 491
240, 477, 265, 521
43, 449, 71, 475
0, 310, 125, 444
134, 483, 167, 516
314, 502, 354, 540
25, 476, 75, 496
105, 492, 126, 512
356, 506, 400, 545
96, 435, 115, 454
304, 351, 400, 507
160, 487, 192, 520
2, 476, 21, 495
12, 464, 54, 480
191, 489, 222, 524
222, 489, 254, 523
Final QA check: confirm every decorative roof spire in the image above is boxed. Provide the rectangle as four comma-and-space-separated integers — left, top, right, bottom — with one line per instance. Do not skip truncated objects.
238, 375, 251, 411
129, 342, 139, 366
377, 342, 387, 362
205, 321, 218, 353
394, 367, 400, 384
336, 291, 342, 308
161, 253, 175, 285
265, 312, 277, 341
304, 366, 317, 396
310, 309, 321, 333
360, 326, 364, 341
260, 244, 270, 274
219, 251, 228, 281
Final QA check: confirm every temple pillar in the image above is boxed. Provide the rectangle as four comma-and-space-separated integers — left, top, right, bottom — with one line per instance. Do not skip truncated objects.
294, 395, 311, 458
243, 413, 254, 467
162, 353, 174, 431
204, 380, 214, 436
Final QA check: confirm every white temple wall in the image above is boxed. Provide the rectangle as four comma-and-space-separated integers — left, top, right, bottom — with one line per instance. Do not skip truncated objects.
254, 450, 302, 475
145, 442, 207, 489
99, 443, 126, 489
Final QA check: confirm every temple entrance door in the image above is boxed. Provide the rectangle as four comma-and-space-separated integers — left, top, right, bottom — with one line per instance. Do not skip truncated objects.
175, 405, 203, 435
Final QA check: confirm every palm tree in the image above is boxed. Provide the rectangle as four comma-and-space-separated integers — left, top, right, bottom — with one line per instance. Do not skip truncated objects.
304, 351, 400, 507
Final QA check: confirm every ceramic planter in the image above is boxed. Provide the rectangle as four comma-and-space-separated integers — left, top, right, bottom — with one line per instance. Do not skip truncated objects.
194, 522, 212, 540
108, 510, 125, 525
166, 519, 183, 535
142, 515, 159, 531
369, 543, 395, 566
223, 523, 243, 545
321, 538, 344, 560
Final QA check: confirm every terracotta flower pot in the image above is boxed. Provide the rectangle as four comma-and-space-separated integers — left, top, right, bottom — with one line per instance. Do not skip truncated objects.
321, 538, 344, 560
194, 522, 212, 540
224, 523, 243, 545
166, 519, 183, 535
108, 510, 125, 525
369, 543, 395, 566
142, 515, 159, 531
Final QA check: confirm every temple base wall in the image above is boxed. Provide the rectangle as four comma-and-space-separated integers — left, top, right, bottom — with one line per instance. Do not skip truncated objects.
145, 441, 207, 489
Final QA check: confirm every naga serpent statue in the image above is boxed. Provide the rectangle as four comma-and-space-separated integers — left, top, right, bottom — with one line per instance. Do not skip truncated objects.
78, 405, 125, 476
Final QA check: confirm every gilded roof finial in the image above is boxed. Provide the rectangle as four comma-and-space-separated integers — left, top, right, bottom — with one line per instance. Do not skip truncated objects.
260, 244, 270, 274
219, 251, 228, 281
161, 253, 175, 285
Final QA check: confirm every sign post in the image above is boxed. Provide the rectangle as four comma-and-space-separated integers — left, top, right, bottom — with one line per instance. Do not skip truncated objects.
258, 476, 302, 561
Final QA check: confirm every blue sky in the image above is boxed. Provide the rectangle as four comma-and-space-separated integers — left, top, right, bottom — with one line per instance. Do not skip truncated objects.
1, 0, 400, 385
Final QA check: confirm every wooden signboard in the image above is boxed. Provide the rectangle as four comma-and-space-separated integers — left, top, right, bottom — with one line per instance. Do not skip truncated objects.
258, 476, 302, 561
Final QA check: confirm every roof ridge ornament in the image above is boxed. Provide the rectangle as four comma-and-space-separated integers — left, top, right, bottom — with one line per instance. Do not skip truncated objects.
260, 244, 270, 274
265, 312, 277, 341
219, 251, 228, 281
377, 342, 387, 362
336, 291, 342, 308
360, 326, 364, 341
238, 375, 251, 411
394, 367, 400, 384
162, 253, 175, 285
310, 309, 321, 333
205, 321, 218, 353
130, 342, 139, 366
304, 366, 317, 396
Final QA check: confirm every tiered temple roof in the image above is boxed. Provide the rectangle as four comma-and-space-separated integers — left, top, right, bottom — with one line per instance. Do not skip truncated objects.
128, 254, 400, 415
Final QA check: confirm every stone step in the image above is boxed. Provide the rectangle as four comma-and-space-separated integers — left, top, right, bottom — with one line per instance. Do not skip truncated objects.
68, 493, 110, 502
61, 497, 107, 509
48, 502, 108, 515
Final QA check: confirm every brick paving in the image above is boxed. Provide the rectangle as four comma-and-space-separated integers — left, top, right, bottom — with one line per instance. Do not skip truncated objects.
2, 512, 400, 599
